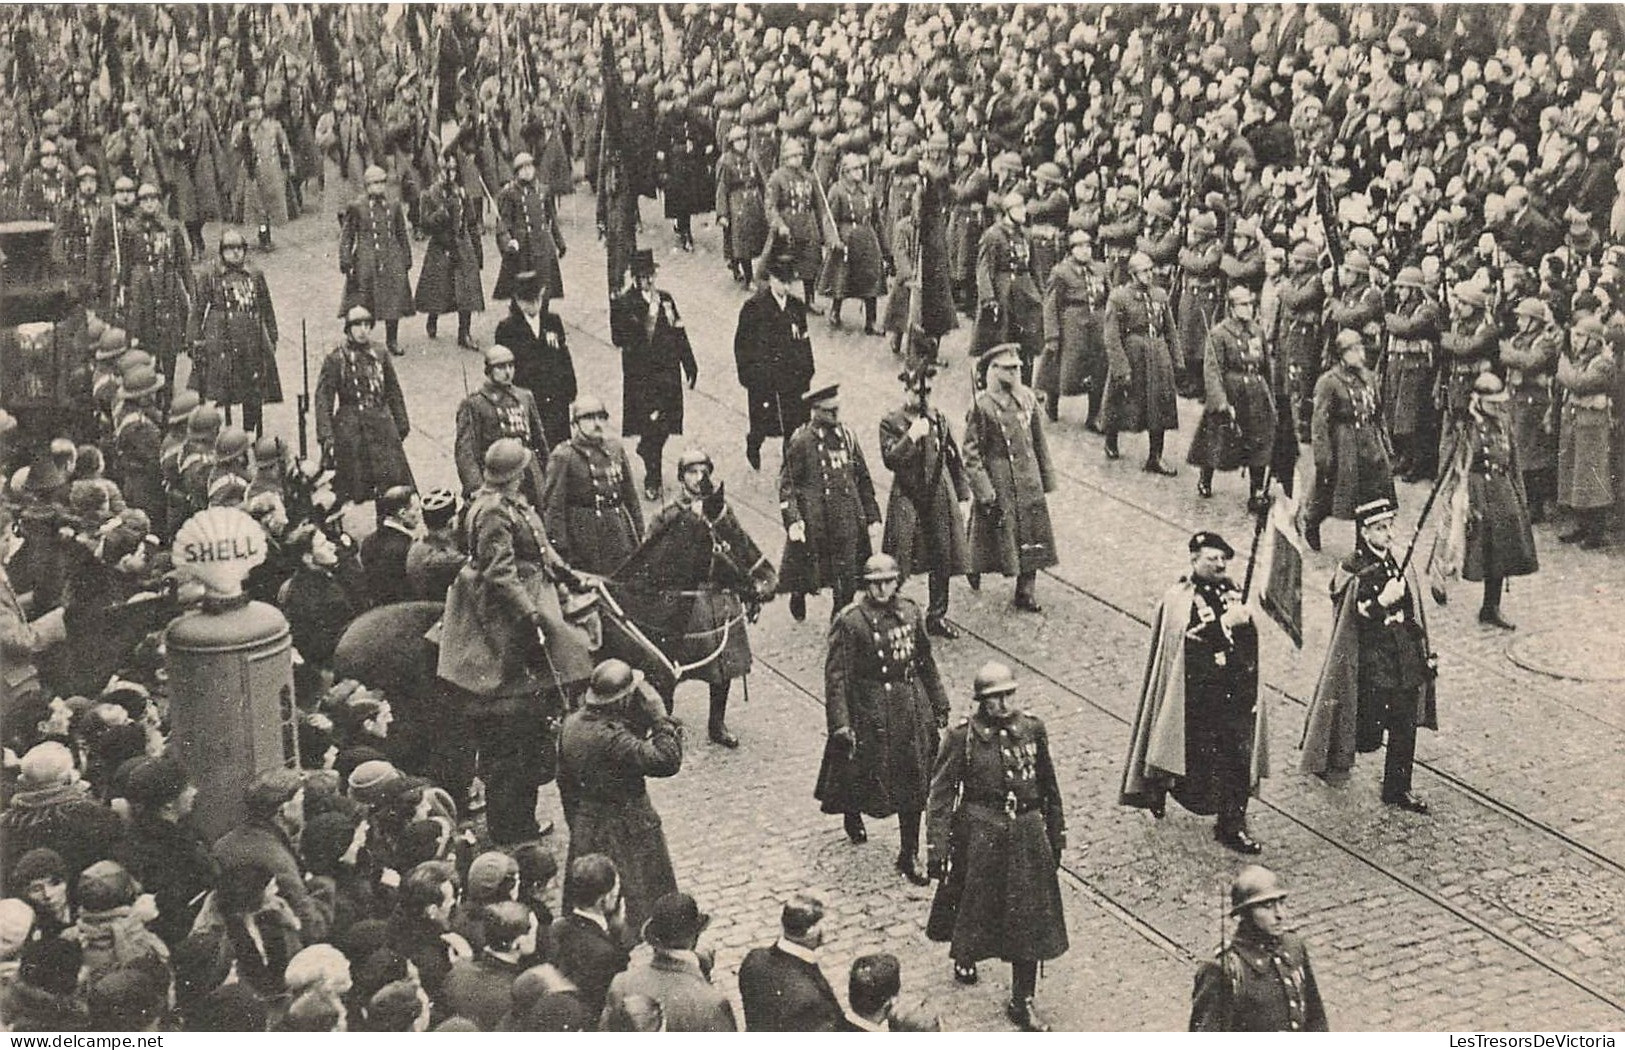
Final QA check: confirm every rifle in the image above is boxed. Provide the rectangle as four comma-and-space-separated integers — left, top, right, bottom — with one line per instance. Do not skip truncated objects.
296, 319, 310, 462
110, 202, 126, 313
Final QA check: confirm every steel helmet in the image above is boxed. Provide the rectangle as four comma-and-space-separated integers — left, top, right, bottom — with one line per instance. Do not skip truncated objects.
219, 228, 248, 251
344, 305, 374, 328
860, 553, 901, 582
584, 658, 643, 707
675, 446, 714, 476
972, 661, 1018, 699
483, 438, 531, 485
1229, 864, 1288, 915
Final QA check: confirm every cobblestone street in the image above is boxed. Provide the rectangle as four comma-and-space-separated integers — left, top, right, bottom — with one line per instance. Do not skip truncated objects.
233, 186, 1623, 1031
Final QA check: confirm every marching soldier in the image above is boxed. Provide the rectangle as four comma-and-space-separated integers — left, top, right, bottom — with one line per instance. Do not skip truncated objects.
164, 80, 227, 259
1325, 251, 1386, 362
1305, 330, 1396, 552
715, 123, 768, 287
314, 306, 415, 508
1435, 284, 1499, 466
1190, 866, 1328, 1031
816, 553, 950, 880
1175, 211, 1224, 398
1138, 194, 1181, 290
494, 152, 566, 304
655, 86, 716, 253
55, 164, 102, 293
125, 182, 195, 395
188, 228, 281, 436
1277, 241, 1327, 443
104, 101, 167, 193
973, 192, 1044, 384
925, 662, 1067, 1032
1188, 286, 1278, 510
1302, 497, 1435, 814
611, 250, 699, 501
777, 383, 883, 623
878, 387, 972, 638
1381, 266, 1444, 483
1037, 229, 1110, 427
230, 96, 292, 251
90, 176, 139, 328
19, 140, 73, 221
818, 152, 888, 335
339, 166, 415, 358
1121, 531, 1266, 855
1102, 252, 1181, 476
1555, 315, 1616, 550
414, 153, 486, 352
763, 137, 829, 311
540, 396, 645, 576
315, 86, 371, 227
454, 345, 550, 507
947, 137, 989, 315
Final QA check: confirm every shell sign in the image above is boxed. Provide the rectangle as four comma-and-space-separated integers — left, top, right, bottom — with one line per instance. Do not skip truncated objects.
172, 507, 268, 598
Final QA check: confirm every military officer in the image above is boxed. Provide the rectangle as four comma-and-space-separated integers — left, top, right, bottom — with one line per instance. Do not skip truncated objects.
878, 386, 972, 638
339, 166, 414, 358
1190, 866, 1328, 1031
454, 345, 550, 506
1188, 286, 1278, 510
540, 396, 645, 576
1381, 266, 1444, 483
1305, 330, 1396, 552
494, 152, 566, 303
126, 182, 195, 392
314, 306, 414, 508
762, 137, 829, 310
815, 554, 951, 881
1102, 252, 1181, 475
188, 228, 281, 436
1277, 241, 1327, 443
925, 662, 1067, 1032
973, 192, 1044, 384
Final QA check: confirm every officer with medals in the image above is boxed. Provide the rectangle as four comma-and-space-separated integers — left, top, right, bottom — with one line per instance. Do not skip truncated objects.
1190, 866, 1328, 1031
539, 396, 645, 576
189, 227, 281, 436
454, 344, 550, 506
815, 553, 950, 879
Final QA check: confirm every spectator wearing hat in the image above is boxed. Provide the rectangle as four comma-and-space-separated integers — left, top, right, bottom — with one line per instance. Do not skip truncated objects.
1430, 372, 1538, 628
206, 426, 253, 508
1, 742, 124, 891
1122, 531, 1266, 853
85, 958, 171, 1032
1191, 865, 1328, 1031
1382, 265, 1446, 482
924, 662, 1067, 1031
109, 364, 167, 523
1555, 314, 1616, 549
557, 661, 681, 937
404, 488, 464, 602
0, 503, 68, 726
602, 891, 735, 1031
230, 95, 292, 250
1306, 329, 1397, 552
1499, 298, 1563, 521
495, 269, 576, 452
964, 344, 1059, 612
734, 251, 817, 470
316, 86, 372, 227
315, 305, 414, 505
1102, 250, 1181, 475
340, 167, 415, 357
973, 192, 1045, 383
1188, 284, 1279, 510
189, 227, 281, 437
715, 122, 769, 286
1303, 496, 1435, 813
441, 899, 539, 1030
737, 894, 843, 1032
12, 847, 72, 941
415, 152, 486, 352
1175, 210, 1226, 399
611, 248, 699, 500
110, 757, 216, 949
212, 768, 336, 943
279, 519, 364, 703
163, 79, 228, 259
359, 485, 421, 608
1038, 227, 1110, 428
70, 859, 169, 989
763, 137, 830, 310
1278, 241, 1328, 442
494, 152, 565, 303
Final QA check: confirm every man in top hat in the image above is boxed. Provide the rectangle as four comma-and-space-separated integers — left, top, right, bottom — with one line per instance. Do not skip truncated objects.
1305, 329, 1396, 552
340, 165, 415, 357
734, 253, 817, 470
189, 228, 281, 437
1102, 251, 1181, 475
777, 383, 882, 624
540, 396, 644, 576
603, 891, 735, 1031
455, 344, 551, 507
612, 249, 698, 502
314, 306, 414, 507
230, 95, 293, 250
1121, 530, 1267, 854
557, 659, 683, 936
497, 270, 575, 453
495, 152, 566, 303
1302, 496, 1435, 814
973, 192, 1045, 384
1190, 866, 1328, 1031
1381, 265, 1445, 483
815, 552, 950, 880
964, 344, 1059, 613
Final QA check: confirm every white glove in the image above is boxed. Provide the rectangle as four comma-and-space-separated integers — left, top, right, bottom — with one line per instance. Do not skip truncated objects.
908, 415, 930, 440
1220, 603, 1252, 629
868, 521, 884, 546
1378, 577, 1407, 607
788, 521, 807, 543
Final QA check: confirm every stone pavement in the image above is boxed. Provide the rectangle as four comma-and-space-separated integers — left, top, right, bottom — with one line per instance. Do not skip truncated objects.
231, 187, 1622, 1030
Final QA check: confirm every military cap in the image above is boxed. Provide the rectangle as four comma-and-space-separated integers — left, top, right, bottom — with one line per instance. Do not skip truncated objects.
584, 658, 644, 707
187, 403, 222, 436
180, 52, 202, 75
113, 176, 136, 193
95, 327, 130, 361
780, 137, 806, 159
977, 343, 1023, 372
1472, 372, 1508, 398
121, 100, 143, 116
571, 395, 610, 422
41, 108, 61, 125
1226, 284, 1256, 305
726, 123, 748, 142
999, 191, 1025, 214
992, 151, 1023, 176
802, 382, 840, 406
1229, 865, 1288, 915
1189, 530, 1235, 558
1144, 196, 1174, 222
120, 365, 165, 400
344, 305, 374, 327
1355, 497, 1398, 529
1127, 251, 1155, 274
1233, 216, 1259, 239
926, 130, 950, 152
1290, 241, 1319, 265
1453, 284, 1488, 310
1514, 297, 1549, 322
860, 553, 901, 582
117, 350, 154, 376
483, 344, 516, 369
1068, 228, 1093, 249
973, 661, 1019, 699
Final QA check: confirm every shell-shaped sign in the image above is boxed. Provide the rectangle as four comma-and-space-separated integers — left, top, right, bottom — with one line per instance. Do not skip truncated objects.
172, 506, 268, 598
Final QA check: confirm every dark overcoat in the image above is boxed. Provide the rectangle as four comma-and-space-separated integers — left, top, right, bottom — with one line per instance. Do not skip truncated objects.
878, 407, 971, 578
733, 287, 815, 438
339, 196, 415, 322
540, 439, 645, 575
1381, 297, 1442, 440
1556, 346, 1615, 510
313, 342, 414, 504
777, 422, 881, 595
816, 179, 886, 301
493, 179, 564, 301
1457, 415, 1539, 581
762, 165, 827, 281
1102, 280, 1180, 434
713, 149, 768, 263
611, 287, 697, 439
452, 381, 549, 503
1190, 927, 1329, 1031
496, 305, 575, 450
657, 107, 716, 219
1499, 326, 1560, 475
163, 104, 226, 224
1188, 318, 1276, 471
962, 387, 1058, 576
1310, 364, 1395, 521
188, 262, 282, 408
972, 222, 1044, 360
125, 215, 195, 370
815, 596, 950, 818
1038, 255, 1108, 405
414, 181, 485, 316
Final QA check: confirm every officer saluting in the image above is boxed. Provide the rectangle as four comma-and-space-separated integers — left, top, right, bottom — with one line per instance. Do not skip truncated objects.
1190, 866, 1328, 1031
925, 662, 1067, 1033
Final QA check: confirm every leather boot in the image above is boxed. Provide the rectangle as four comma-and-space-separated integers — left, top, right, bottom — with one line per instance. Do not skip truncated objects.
1006, 998, 1051, 1032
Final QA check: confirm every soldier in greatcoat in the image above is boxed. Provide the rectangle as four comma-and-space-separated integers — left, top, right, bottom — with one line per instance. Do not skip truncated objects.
714, 124, 768, 287
125, 184, 195, 393
494, 152, 566, 303
314, 306, 414, 507
340, 166, 415, 358
230, 96, 292, 250
611, 250, 698, 501
1037, 229, 1109, 428
777, 384, 883, 624
162, 81, 226, 258
540, 396, 645, 576
54, 165, 102, 293
963, 345, 1058, 613
104, 102, 168, 195
1175, 212, 1225, 399
188, 228, 281, 436
925, 662, 1066, 1033
1277, 241, 1327, 442
1435, 284, 1500, 467
453, 345, 549, 507
817, 152, 888, 335
414, 154, 485, 351
815, 554, 950, 882
315, 87, 371, 225
495, 271, 575, 452
734, 256, 816, 470
1325, 251, 1386, 365
1190, 867, 1328, 1031
90, 177, 139, 329
19, 141, 73, 223
1102, 252, 1181, 476
762, 138, 830, 310
947, 138, 990, 315
1498, 298, 1562, 522
1381, 266, 1444, 483
973, 193, 1044, 384
1305, 329, 1396, 551
655, 92, 716, 252
878, 391, 971, 638
1555, 315, 1616, 549
1187, 286, 1278, 511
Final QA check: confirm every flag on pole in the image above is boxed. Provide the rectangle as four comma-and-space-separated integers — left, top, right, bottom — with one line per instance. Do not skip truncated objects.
1252, 488, 1305, 648
598, 32, 639, 296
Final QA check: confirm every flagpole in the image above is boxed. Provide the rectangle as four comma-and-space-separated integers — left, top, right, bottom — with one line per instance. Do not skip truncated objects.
1240, 468, 1274, 601
1398, 428, 1462, 575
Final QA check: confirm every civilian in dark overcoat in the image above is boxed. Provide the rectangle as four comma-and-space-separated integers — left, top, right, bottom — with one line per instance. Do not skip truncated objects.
339, 167, 415, 356
1305, 330, 1396, 551
494, 156, 565, 301
557, 661, 682, 937
314, 308, 414, 506
925, 662, 1066, 1032
737, 898, 844, 1033
549, 902, 631, 1022
188, 229, 281, 436
878, 400, 970, 633
611, 251, 698, 499
733, 260, 816, 467
1102, 252, 1180, 471
495, 276, 576, 451
414, 156, 485, 350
